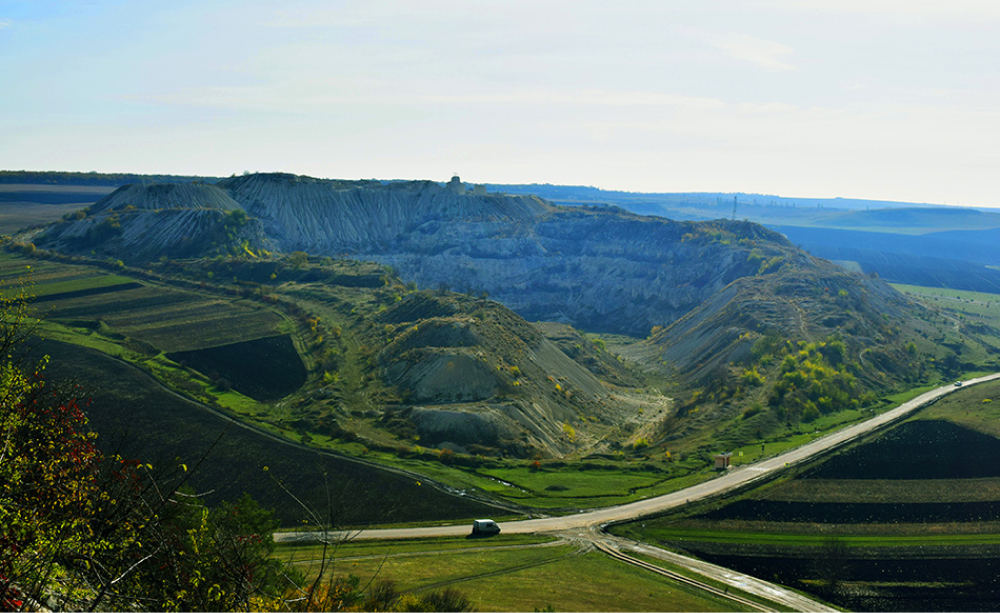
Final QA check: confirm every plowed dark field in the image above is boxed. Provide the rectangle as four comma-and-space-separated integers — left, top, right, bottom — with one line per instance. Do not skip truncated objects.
167, 335, 307, 401
625, 392, 1000, 612
31, 338, 499, 526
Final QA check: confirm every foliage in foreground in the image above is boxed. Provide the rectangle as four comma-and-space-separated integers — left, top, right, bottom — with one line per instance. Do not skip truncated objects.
0, 277, 474, 611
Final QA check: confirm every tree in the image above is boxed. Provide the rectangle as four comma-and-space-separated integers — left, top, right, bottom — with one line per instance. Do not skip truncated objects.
0, 275, 300, 611
0, 273, 475, 612
287, 251, 309, 270
0, 276, 106, 609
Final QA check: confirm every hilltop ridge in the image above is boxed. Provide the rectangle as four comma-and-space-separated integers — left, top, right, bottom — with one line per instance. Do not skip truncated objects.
19, 172, 983, 459
33, 173, 803, 338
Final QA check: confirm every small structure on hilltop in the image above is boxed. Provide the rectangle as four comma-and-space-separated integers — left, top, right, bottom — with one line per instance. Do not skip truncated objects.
446, 175, 466, 195
714, 452, 732, 470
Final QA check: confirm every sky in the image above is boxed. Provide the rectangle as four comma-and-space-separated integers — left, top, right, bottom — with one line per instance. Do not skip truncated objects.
2, 0, 999, 207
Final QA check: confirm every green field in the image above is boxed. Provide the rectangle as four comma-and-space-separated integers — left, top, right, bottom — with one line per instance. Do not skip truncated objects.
335, 450, 716, 511
279, 540, 743, 612
613, 380, 1000, 611
892, 282, 1000, 355
912, 377, 1000, 437
891, 283, 1000, 316
275, 534, 557, 562
1, 253, 285, 353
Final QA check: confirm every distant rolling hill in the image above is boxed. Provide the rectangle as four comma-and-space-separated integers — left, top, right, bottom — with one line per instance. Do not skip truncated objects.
774, 225, 1000, 294
796, 206, 1000, 235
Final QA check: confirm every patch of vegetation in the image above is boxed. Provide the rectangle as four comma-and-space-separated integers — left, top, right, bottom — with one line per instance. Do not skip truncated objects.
287, 543, 741, 612
753, 335, 875, 422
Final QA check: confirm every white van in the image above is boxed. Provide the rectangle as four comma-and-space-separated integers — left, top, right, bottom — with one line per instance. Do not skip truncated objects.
471, 519, 501, 536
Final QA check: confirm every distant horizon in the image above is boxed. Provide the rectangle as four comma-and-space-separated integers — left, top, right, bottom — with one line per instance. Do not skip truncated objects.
0, 167, 988, 210
3, 2, 999, 210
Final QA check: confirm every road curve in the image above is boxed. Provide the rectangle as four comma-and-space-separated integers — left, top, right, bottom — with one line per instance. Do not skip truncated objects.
278, 373, 1000, 543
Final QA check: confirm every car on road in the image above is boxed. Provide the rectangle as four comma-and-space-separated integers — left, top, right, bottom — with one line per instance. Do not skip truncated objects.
471, 519, 501, 536
955, 381, 963, 387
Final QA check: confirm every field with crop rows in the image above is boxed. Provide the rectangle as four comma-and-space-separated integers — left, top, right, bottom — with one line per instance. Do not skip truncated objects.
44, 285, 283, 352
0, 254, 285, 353
615, 380, 1000, 611
0, 255, 134, 296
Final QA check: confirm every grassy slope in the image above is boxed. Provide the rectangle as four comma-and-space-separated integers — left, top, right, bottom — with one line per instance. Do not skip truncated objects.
9, 248, 997, 516
278, 539, 742, 612
660, 278, 1000, 478
31, 337, 501, 527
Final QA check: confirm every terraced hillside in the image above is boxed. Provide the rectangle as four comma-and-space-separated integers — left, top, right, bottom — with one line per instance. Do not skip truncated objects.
2, 249, 668, 464
1, 256, 284, 352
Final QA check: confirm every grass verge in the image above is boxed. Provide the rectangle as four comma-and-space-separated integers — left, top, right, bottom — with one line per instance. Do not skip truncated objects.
282, 542, 744, 612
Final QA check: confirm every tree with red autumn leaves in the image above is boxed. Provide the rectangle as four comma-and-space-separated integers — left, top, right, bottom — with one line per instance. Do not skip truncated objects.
0, 276, 297, 611
0, 273, 476, 611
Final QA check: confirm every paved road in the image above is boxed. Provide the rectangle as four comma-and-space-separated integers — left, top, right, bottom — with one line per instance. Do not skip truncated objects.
275, 375, 1000, 611
595, 534, 835, 612
278, 373, 1000, 543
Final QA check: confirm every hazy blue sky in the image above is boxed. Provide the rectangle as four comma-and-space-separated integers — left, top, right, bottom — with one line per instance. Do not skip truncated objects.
2, 1, 998, 207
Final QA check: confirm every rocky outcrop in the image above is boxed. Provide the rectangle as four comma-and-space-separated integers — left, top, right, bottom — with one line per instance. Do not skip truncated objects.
32, 173, 913, 342
376, 293, 617, 455
34, 183, 269, 260
88, 183, 242, 214
373, 212, 784, 336
218, 173, 551, 252
215, 175, 797, 336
